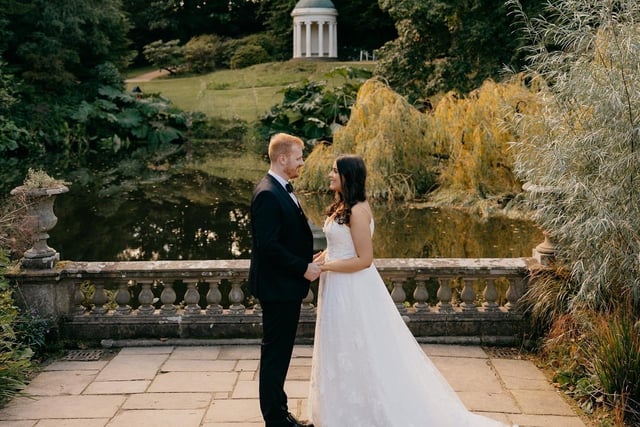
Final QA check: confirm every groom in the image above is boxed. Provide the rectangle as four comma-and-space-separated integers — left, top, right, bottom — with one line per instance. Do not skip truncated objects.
249, 133, 320, 427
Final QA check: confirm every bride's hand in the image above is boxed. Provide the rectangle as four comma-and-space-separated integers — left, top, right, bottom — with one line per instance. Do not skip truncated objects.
313, 250, 326, 263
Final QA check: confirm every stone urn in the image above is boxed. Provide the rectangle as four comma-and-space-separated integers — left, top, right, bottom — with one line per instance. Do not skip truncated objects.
10, 184, 69, 269
522, 182, 557, 266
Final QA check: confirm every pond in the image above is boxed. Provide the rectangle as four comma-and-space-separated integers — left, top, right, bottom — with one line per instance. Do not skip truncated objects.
48, 170, 543, 262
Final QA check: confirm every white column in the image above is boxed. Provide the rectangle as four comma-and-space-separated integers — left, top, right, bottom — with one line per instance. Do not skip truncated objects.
294, 21, 302, 57
305, 20, 311, 58
318, 21, 325, 57
329, 21, 337, 58
292, 21, 298, 57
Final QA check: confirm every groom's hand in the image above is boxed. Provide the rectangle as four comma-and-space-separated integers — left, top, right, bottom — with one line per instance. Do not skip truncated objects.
304, 262, 322, 281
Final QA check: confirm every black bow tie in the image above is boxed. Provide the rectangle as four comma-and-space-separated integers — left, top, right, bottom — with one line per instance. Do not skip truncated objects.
285, 183, 294, 193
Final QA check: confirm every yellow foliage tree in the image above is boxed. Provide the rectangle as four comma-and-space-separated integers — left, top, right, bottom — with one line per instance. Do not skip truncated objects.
432, 78, 541, 204
299, 76, 542, 204
298, 78, 437, 200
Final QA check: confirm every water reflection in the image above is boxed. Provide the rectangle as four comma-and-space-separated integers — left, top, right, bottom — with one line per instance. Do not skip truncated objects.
49, 173, 542, 262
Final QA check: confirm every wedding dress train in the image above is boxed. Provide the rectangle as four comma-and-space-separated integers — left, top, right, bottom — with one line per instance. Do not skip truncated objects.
308, 219, 510, 427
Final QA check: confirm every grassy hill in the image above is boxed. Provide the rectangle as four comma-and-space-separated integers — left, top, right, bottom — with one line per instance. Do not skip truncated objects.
125, 60, 376, 122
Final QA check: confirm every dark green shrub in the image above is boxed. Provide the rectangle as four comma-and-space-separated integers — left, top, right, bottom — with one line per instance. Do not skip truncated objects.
217, 33, 279, 69
257, 66, 372, 153
230, 45, 271, 70
184, 35, 221, 74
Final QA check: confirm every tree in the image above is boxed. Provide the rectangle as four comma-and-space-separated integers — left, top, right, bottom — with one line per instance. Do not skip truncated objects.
258, 0, 296, 60
123, 0, 263, 61
375, 0, 545, 101
3, 0, 133, 94
333, 0, 396, 58
143, 40, 185, 74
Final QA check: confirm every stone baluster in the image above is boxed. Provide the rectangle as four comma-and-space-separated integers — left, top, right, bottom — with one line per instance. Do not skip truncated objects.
413, 276, 430, 313
228, 278, 246, 314
90, 282, 108, 315
160, 281, 177, 315
436, 278, 454, 313
390, 276, 408, 314
137, 281, 155, 315
114, 281, 132, 315
505, 277, 523, 311
72, 283, 86, 315
183, 280, 202, 315
459, 278, 477, 311
482, 278, 500, 312
301, 288, 315, 314
206, 279, 223, 315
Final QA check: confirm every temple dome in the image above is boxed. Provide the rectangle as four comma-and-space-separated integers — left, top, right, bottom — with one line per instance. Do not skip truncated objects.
293, 0, 336, 9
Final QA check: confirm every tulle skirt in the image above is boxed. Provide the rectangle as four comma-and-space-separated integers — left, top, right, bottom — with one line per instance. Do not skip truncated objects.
308, 264, 509, 427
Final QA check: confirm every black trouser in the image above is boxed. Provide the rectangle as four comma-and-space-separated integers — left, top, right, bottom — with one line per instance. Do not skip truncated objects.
259, 300, 302, 425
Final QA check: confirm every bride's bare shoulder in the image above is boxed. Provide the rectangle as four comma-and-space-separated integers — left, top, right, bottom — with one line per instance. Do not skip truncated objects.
351, 201, 373, 221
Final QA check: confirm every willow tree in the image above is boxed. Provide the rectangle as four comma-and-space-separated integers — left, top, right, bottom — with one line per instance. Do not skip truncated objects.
508, 0, 640, 309
299, 76, 540, 204
298, 78, 436, 200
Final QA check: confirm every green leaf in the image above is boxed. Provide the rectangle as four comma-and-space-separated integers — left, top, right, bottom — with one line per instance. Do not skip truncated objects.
116, 109, 143, 129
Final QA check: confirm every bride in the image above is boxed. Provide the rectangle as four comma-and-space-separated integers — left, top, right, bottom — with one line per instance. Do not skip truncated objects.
308, 154, 511, 427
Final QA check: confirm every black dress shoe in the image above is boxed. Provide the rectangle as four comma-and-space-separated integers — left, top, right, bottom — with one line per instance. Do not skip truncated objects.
284, 413, 314, 427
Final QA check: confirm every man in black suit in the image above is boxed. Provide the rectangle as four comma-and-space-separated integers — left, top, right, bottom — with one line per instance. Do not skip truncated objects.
249, 133, 321, 427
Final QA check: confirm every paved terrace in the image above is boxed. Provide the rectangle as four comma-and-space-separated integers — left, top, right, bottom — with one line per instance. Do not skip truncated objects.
0, 343, 589, 427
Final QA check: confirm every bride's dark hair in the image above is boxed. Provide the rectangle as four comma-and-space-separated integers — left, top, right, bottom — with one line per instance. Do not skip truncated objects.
326, 155, 367, 225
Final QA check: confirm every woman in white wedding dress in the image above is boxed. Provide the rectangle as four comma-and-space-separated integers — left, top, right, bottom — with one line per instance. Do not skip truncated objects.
308, 155, 511, 427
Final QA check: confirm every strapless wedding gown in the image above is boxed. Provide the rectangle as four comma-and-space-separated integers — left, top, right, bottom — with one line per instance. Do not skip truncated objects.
308, 218, 510, 427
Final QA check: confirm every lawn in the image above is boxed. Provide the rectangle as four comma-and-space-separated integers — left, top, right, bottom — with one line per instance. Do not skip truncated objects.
125, 60, 376, 122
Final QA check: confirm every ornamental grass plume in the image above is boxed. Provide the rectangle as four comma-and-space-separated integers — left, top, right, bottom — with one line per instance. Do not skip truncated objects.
508, 0, 640, 310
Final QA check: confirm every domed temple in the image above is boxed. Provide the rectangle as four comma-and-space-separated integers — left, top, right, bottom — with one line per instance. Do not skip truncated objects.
291, 0, 338, 59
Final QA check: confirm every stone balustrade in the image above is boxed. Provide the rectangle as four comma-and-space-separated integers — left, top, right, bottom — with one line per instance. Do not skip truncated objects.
7, 257, 538, 345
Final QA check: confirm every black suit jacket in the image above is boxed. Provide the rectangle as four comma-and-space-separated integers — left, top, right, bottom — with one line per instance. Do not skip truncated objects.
248, 174, 313, 302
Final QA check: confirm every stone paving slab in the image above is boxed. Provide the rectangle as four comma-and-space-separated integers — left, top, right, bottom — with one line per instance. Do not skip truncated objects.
169, 346, 222, 360
492, 359, 556, 391
148, 371, 238, 393
422, 343, 490, 358
457, 391, 520, 413
21, 370, 97, 395
0, 344, 589, 427
202, 399, 263, 423
431, 356, 504, 393
0, 395, 125, 419
106, 409, 206, 427
510, 414, 589, 427
236, 359, 259, 371
161, 359, 237, 372
217, 346, 260, 360
96, 354, 168, 381
37, 419, 109, 427
232, 380, 258, 399
84, 380, 151, 394
45, 360, 108, 371
123, 392, 212, 410
0, 421, 35, 427
510, 389, 578, 416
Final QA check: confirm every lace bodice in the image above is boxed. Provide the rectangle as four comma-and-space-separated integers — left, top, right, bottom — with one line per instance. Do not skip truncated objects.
323, 217, 374, 261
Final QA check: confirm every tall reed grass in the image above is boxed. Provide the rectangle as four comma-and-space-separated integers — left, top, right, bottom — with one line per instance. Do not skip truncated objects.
588, 313, 640, 424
